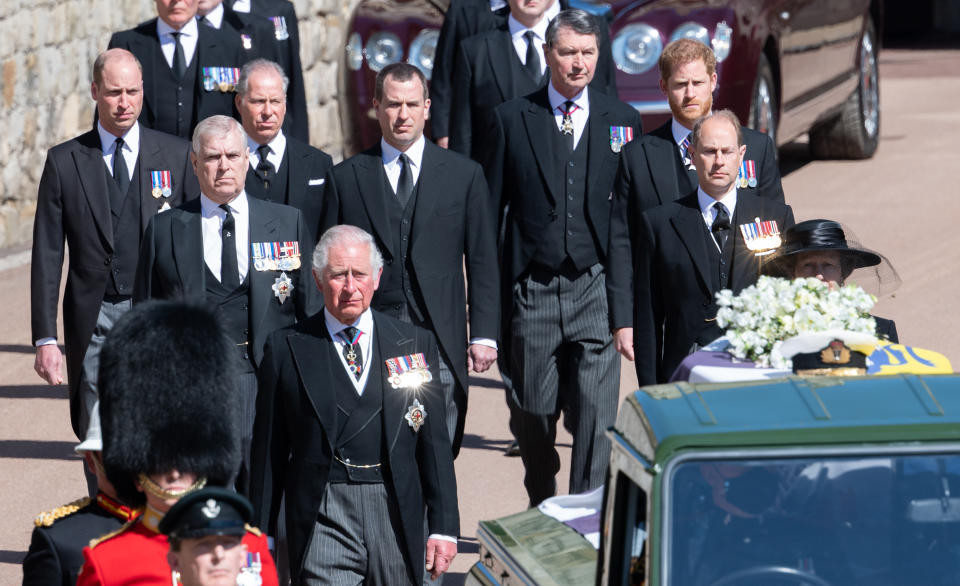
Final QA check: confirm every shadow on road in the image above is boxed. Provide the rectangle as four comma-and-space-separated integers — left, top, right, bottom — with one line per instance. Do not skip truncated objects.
461, 433, 512, 452
0, 385, 68, 399
779, 142, 813, 177
0, 550, 25, 564
0, 344, 38, 354
468, 376, 504, 390
0, 440, 80, 460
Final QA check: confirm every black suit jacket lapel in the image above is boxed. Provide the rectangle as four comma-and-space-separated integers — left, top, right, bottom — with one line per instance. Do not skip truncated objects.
284, 141, 304, 208
136, 22, 161, 125
585, 90, 618, 220
410, 142, 442, 247
375, 315, 419, 453
646, 121, 685, 205
521, 88, 561, 205
137, 129, 163, 231
288, 321, 337, 451
353, 146, 395, 255
171, 199, 205, 294
487, 28, 517, 102
729, 196, 763, 291
669, 193, 713, 292
74, 130, 114, 249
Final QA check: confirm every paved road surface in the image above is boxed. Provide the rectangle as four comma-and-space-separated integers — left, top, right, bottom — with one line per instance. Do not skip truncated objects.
1, 48, 957, 584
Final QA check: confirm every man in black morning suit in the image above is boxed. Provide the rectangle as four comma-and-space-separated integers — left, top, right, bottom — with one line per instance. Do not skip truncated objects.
249, 225, 459, 584
434, 0, 617, 150
632, 111, 795, 386
108, 0, 246, 139
483, 10, 642, 506
201, 0, 310, 142
31, 50, 197, 460
449, 0, 618, 160
320, 63, 500, 457
237, 60, 332, 243
608, 39, 784, 362
134, 115, 319, 489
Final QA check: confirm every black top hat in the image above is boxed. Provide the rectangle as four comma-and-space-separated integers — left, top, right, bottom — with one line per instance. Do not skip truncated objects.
764, 219, 881, 277
159, 487, 252, 540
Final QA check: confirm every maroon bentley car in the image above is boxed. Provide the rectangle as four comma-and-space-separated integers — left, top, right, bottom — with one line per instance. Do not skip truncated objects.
342, 0, 882, 160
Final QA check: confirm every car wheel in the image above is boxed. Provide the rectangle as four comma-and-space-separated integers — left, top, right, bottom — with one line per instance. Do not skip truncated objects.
748, 54, 777, 145
809, 16, 880, 159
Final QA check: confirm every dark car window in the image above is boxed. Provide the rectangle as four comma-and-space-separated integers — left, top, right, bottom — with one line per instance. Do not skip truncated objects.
666, 451, 960, 586
606, 471, 647, 585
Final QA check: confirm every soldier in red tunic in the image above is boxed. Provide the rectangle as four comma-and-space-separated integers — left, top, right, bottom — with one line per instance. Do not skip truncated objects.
75, 300, 279, 586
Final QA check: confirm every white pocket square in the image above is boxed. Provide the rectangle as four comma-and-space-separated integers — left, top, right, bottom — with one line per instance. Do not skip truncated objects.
308, 178, 325, 186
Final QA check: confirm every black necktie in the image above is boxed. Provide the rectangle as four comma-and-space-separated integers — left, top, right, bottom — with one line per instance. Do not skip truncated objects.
339, 327, 363, 381
112, 137, 130, 197
256, 144, 275, 182
711, 202, 731, 250
395, 154, 413, 208
171, 32, 187, 79
220, 204, 241, 289
524, 30, 542, 84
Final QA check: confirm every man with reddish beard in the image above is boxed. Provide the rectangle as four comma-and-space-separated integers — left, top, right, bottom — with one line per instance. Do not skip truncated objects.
631, 111, 793, 385
236, 59, 332, 242
607, 39, 784, 362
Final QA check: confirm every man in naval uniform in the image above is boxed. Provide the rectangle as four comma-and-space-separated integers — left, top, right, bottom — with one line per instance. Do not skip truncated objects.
249, 225, 460, 585
134, 115, 320, 491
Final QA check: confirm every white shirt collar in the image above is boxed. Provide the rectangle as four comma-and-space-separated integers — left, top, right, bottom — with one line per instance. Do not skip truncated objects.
157, 13, 199, 38
671, 117, 692, 146
248, 130, 286, 165
97, 121, 140, 154
545, 0, 560, 19
547, 82, 588, 114
324, 307, 374, 338
200, 189, 249, 217
489, 0, 507, 11
232, 0, 251, 13
200, 3, 224, 28
508, 13, 550, 42
380, 135, 426, 168
697, 184, 738, 224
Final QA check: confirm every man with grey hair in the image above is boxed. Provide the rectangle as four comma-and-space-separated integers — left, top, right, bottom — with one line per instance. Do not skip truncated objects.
632, 110, 794, 385
236, 59, 332, 241
31, 48, 197, 494
134, 114, 319, 491
483, 8, 642, 506
250, 224, 460, 585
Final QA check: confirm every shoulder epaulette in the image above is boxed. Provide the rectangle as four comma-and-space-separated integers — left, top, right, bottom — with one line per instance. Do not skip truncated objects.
88, 518, 138, 549
34, 497, 90, 527
244, 523, 262, 537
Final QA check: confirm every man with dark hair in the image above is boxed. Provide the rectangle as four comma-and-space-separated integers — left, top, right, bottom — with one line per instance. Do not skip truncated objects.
632, 111, 794, 385
607, 39, 784, 362
199, 0, 310, 142
30, 49, 197, 486
108, 0, 246, 139
483, 9, 641, 506
250, 225, 459, 585
135, 115, 320, 490
320, 62, 500, 457
76, 300, 278, 586
236, 59, 332, 241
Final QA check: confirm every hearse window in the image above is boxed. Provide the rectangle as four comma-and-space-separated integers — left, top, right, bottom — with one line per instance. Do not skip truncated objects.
608, 470, 647, 585
665, 452, 960, 586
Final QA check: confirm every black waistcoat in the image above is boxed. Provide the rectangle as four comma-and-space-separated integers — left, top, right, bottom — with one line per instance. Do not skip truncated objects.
246, 149, 290, 204
372, 172, 428, 322
103, 162, 142, 298
204, 266, 254, 372
152, 47, 198, 139
328, 338, 386, 484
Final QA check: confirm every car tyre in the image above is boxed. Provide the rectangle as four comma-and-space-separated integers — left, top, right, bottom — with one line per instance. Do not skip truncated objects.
809, 16, 880, 159
748, 53, 777, 145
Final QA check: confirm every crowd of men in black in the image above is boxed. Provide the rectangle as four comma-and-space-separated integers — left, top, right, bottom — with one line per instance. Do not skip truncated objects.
23, 0, 799, 584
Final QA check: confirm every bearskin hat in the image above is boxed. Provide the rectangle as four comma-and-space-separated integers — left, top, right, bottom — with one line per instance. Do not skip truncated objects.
98, 300, 242, 506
